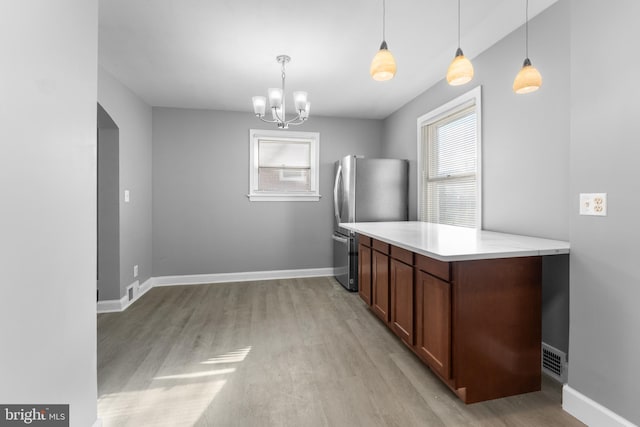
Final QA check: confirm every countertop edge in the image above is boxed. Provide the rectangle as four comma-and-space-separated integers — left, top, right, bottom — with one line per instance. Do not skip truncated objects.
340, 222, 570, 262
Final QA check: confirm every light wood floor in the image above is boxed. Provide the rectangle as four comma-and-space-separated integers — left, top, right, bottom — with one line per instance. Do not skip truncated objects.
97, 277, 584, 427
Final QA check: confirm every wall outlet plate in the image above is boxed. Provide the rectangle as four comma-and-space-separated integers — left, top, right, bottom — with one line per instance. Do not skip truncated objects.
133, 265, 138, 278
579, 193, 607, 216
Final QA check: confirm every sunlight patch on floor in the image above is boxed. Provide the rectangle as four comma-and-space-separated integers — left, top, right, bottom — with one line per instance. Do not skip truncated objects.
201, 346, 252, 365
98, 346, 253, 426
154, 368, 236, 380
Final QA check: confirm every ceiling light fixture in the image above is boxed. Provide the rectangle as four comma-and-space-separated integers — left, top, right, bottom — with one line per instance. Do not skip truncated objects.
446, 0, 474, 86
370, 0, 396, 81
513, 0, 542, 94
252, 55, 310, 129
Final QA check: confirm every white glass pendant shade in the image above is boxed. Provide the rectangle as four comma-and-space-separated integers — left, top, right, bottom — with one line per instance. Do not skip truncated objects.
513, 58, 542, 94
293, 91, 308, 111
268, 87, 283, 107
252, 96, 266, 116
446, 48, 474, 86
370, 41, 396, 81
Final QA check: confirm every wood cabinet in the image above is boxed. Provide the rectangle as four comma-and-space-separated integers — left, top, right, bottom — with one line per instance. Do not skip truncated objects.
356, 235, 543, 404
358, 237, 372, 306
371, 243, 390, 322
415, 270, 451, 380
390, 246, 414, 345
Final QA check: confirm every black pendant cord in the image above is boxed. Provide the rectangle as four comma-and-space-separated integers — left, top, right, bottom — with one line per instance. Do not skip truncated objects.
525, 0, 529, 59
457, 0, 461, 49
382, 0, 386, 43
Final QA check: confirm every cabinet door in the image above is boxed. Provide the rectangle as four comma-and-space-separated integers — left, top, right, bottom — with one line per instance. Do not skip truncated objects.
390, 259, 414, 345
358, 243, 372, 305
416, 270, 451, 379
372, 250, 390, 322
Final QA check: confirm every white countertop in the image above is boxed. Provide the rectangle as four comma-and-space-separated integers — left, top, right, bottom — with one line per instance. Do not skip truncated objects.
339, 221, 570, 262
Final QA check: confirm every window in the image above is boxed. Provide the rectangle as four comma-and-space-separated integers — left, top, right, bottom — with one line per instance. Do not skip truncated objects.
417, 86, 481, 228
249, 129, 320, 201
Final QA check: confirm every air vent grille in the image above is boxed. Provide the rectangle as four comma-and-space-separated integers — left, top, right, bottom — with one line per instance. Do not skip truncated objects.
542, 343, 567, 383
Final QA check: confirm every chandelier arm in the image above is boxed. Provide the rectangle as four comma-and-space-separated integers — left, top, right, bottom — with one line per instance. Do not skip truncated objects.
284, 112, 304, 126
272, 106, 285, 123
257, 116, 279, 124
285, 119, 308, 127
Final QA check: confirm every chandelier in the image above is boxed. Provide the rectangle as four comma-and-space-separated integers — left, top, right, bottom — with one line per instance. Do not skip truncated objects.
251, 55, 310, 129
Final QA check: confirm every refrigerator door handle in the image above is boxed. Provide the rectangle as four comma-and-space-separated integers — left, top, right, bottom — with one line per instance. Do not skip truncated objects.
333, 163, 343, 225
331, 234, 349, 244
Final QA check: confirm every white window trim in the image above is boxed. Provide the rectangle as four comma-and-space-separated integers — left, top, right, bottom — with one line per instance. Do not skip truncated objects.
416, 85, 482, 228
249, 129, 321, 202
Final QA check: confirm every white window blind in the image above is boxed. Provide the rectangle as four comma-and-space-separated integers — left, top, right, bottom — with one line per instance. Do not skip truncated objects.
418, 87, 481, 228
249, 129, 320, 201
258, 140, 311, 192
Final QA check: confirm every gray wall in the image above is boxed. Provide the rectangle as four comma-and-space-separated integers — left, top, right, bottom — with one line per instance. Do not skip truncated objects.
0, 1, 99, 425
98, 68, 153, 297
97, 104, 121, 301
152, 108, 383, 277
569, 0, 640, 423
382, 1, 571, 352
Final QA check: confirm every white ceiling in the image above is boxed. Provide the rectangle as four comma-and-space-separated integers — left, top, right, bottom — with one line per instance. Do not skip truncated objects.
98, 0, 557, 120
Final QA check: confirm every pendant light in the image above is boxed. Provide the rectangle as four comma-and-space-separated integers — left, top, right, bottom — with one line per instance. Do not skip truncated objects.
446, 0, 474, 86
370, 0, 396, 81
513, 0, 542, 94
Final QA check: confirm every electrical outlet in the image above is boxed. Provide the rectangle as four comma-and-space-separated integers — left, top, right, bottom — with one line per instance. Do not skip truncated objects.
133, 265, 138, 278
579, 193, 607, 216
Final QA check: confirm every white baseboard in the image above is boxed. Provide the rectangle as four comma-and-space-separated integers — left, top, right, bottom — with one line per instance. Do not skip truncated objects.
97, 268, 336, 313
153, 267, 336, 287
563, 385, 637, 427
97, 277, 153, 314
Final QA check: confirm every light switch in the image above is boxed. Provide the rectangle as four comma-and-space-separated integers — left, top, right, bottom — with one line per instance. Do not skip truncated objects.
579, 193, 607, 216
124, 190, 130, 203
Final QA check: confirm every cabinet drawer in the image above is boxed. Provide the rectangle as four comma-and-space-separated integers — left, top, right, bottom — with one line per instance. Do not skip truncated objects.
372, 239, 390, 254
359, 235, 372, 247
391, 245, 413, 265
415, 254, 450, 282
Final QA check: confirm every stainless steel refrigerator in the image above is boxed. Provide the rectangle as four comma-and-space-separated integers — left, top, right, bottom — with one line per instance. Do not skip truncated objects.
332, 155, 409, 291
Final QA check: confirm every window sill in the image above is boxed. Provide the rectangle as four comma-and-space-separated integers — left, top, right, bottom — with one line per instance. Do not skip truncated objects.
247, 193, 321, 202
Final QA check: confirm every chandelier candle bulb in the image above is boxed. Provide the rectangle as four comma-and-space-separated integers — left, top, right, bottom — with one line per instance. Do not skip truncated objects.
293, 91, 308, 111
252, 96, 266, 116
300, 102, 310, 119
268, 88, 283, 107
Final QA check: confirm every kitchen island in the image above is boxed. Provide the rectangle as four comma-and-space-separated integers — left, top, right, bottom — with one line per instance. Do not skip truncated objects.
340, 221, 570, 404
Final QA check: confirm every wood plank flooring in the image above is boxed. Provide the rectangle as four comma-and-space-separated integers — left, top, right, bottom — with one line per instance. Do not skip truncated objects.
97, 277, 584, 427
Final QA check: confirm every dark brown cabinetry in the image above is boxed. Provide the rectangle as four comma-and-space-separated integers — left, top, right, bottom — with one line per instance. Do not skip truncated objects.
390, 246, 414, 345
371, 240, 390, 322
355, 234, 543, 404
358, 236, 372, 306
415, 269, 451, 380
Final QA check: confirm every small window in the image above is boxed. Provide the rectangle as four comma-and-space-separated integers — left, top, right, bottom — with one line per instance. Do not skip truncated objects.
417, 86, 482, 228
249, 129, 320, 201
